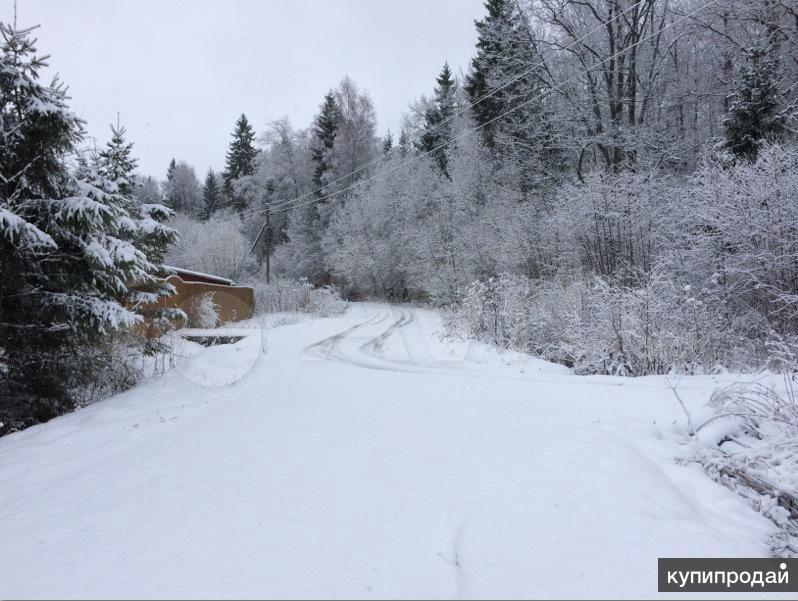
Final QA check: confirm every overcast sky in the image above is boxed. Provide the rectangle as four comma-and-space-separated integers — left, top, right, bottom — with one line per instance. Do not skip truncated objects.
4, 0, 485, 178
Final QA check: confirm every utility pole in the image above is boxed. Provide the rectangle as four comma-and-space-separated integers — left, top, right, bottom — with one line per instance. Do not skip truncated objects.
248, 192, 272, 284
264, 203, 271, 284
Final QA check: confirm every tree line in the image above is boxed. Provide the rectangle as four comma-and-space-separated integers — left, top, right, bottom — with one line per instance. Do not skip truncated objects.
178, 0, 797, 375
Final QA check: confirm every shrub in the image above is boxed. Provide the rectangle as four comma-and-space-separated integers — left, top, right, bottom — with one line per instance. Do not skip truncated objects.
251, 278, 346, 317
451, 272, 795, 376
187, 292, 220, 329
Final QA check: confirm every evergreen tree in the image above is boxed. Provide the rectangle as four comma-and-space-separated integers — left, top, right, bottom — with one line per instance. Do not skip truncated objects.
311, 91, 341, 196
279, 93, 340, 287
465, 0, 562, 194
418, 62, 458, 175
382, 131, 394, 155
166, 157, 176, 181
724, 43, 786, 162
0, 25, 171, 431
199, 169, 221, 220
465, 0, 514, 145
98, 123, 137, 196
97, 123, 178, 269
223, 114, 258, 211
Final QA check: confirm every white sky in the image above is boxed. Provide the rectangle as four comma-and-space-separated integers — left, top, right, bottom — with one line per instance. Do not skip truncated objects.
3, 0, 485, 179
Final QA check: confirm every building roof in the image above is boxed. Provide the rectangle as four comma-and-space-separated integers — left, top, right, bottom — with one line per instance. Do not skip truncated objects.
164, 266, 236, 287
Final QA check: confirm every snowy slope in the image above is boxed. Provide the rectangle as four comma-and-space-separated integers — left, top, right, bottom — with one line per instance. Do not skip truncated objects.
0, 304, 788, 599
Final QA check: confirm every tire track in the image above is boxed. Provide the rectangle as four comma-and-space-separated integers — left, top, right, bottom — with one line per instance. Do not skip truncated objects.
303, 310, 387, 361
306, 305, 708, 392
359, 308, 413, 359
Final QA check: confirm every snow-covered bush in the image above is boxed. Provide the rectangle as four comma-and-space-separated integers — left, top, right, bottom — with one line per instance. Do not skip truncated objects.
69, 335, 151, 407
457, 274, 532, 350
689, 379, 798, 552
187, 292, 220, 329
551, 170, 668, 282
251, 277, 346, 317
449, 147, 798, 375
452, 272, 786, 376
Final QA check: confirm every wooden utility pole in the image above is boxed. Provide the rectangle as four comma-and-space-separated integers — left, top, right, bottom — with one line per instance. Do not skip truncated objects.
264, 204, 271, 284
249, 197, 272, 284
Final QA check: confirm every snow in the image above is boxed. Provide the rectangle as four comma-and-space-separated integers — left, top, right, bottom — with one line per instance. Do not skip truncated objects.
171, 328, 263, 386
0, 205, 57, 248
0, 303, 791, 599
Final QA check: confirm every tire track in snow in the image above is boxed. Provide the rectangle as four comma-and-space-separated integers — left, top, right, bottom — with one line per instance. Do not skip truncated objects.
303, 310, 388, 361
303, 305, 743, 393
359, 308, 413, 358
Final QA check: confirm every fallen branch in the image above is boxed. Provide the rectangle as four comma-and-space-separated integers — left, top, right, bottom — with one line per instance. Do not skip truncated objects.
714, 464, 798, 522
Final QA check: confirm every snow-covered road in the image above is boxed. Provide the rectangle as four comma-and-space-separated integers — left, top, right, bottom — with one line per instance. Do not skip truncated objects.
0, 304, 788, 599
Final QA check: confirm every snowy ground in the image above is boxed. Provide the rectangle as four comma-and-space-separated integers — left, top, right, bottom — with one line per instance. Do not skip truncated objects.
0, 303, 790, 599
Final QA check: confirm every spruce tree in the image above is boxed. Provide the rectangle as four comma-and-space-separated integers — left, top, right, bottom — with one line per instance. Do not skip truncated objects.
0, 25, 168, 431
166, 157, 176, 181
418, 62, 458, 175
465, 0, 513, 145
100, 137, 180, 349
223, 114, 258, 210
97, 122, 178, 271
382, 131, 394, 155
724, 43, 786, 162
99, 123, 137, 196
465, 0, 562, 194
199, 169, 221, 220
311, 91, 341, 196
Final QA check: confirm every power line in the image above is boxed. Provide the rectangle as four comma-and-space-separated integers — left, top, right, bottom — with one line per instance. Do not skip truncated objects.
258, 0, 719, 219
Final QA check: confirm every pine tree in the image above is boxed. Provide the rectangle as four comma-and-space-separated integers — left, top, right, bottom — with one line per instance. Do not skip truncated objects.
97, 122, 178, 269
98, 123, 137, 196
724, 43, 786, 162
418, 62, 458, 175
223, 114, 258, 211
383, 131, 394, 155
100, 135, 180, 345
465, 0, 513, 146
166, 158, 176, 181
311, 91, 341, 196
0, 25, 167, 431
465, 0, 562, 195
199, 169, 221, 220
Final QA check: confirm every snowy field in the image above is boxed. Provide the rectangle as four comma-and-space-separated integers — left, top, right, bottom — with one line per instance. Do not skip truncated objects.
0, 304, 789, 599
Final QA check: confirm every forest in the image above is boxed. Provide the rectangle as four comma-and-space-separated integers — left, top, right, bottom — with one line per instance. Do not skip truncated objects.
1, 0, 798, 432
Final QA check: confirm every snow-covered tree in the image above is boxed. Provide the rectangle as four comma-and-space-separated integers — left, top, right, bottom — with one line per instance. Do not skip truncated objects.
162, 160, 201, 214
278, 79, 377, 286
331, 77, 378, 190
199, 169, 221, 220
723, 43, 786, 161
135, 175, 163, 206
311, 91, 340, 195
418, 62, 458, 175
96, 122, 178, 288
223, 113, 258, 211
464, 0, 563, 192
166, 211, 255, 281
0, 24, 171, 430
